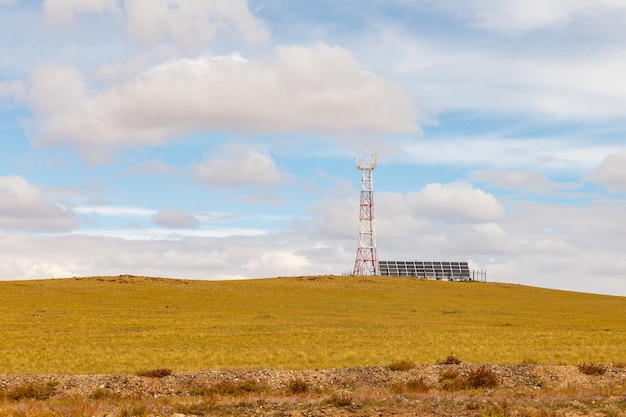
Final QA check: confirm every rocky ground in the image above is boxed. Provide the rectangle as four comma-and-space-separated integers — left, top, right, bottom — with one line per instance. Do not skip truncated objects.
1, 364, 625, 416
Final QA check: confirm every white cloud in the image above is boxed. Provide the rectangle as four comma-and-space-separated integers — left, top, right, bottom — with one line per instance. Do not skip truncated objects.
44, 0, 121, 24
401, 137, 622, 171
0, 80, 26, 102
22, 44, 418, 163
152, 208, 199, 228
192, 144, 287, 187
73, 205, 155, 217
407, 183, 505, 223
306, 197, 359, 240
362, 29, 626, 121
424, 0, 626, 35
0, 175, 76, 232
467, 169, 579, 193
124, 0, 269, 51
587, 150, 626, 193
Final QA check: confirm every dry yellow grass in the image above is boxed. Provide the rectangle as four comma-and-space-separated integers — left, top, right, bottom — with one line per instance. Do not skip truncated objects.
0, 275, 624, 374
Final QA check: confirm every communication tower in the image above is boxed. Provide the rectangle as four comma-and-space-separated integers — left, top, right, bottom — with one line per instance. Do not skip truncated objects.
353, 153, 379, 275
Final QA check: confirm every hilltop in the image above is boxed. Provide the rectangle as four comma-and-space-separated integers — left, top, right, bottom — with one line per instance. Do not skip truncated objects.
0, 275, 625, 374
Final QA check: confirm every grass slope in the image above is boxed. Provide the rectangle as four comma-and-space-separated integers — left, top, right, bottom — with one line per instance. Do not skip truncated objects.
0, 275, 624, 374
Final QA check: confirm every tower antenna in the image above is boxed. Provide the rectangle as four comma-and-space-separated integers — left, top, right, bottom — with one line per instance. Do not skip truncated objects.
353, 152, 379, 275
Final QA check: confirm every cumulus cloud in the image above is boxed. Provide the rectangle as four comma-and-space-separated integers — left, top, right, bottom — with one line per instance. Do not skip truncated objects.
587, 150, 626, 193
152, 208, 199, 228
0, 233, 322, 281
192, 144, 287, 187
124, 0, 269, 51
44, 0, 121, 24
22, 44, 418, 163
42, 0, 267, 52
407, 183, 505, 223
0, 175, 76, 232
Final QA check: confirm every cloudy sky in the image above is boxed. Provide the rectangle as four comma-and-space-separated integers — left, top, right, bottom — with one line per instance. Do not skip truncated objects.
1, 0, 625, 296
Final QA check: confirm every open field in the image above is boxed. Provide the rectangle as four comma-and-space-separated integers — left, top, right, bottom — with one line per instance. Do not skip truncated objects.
0, 275, 624, 374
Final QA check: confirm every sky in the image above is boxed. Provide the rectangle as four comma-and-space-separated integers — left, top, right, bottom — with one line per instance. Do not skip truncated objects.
0, 0, 625, 296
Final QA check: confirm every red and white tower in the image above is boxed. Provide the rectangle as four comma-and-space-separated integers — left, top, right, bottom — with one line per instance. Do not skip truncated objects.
353, 153, 379, 275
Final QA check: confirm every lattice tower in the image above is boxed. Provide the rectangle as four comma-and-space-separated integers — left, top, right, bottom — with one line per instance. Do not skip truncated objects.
353, 153, 379, 275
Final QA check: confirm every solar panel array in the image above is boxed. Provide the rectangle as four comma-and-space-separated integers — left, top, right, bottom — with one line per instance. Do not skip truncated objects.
379, 261, 470, 280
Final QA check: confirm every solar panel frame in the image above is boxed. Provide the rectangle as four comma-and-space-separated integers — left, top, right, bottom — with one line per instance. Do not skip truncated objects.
379, 260, 472, 280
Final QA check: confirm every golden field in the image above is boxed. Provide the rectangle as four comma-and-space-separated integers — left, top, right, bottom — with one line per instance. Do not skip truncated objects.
0, 275, 624, 374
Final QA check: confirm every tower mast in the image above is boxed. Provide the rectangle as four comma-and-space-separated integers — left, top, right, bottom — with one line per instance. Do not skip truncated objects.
353, 153, 379, 275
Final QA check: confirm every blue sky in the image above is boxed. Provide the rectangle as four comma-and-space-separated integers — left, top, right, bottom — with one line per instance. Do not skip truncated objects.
1, 0, 625, 296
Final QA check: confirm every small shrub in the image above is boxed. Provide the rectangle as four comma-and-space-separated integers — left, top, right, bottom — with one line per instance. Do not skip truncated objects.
439, 368, 460, 381
6, 380, 58, 401
441, 378, 465, 392
210, 380, 239, 395
388, 360, 416, 371
326, 392, 353, 407
176, 400, 217, 416
189, 384, 212, 397
439, 368, 463, 391
118, 405, 148, 417
89, 387, 121, 400
135, 368, 173, 378
391, 376, 431, 394
578, 363, 606, 376
405, 376, 430, 393
465, 366, 499, 389
437, 355, 462, 365
479, 402, 509, 417
287, 378, 310, 394
237, 378, 264, 393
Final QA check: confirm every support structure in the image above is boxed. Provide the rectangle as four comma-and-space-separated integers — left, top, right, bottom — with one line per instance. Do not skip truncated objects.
353, 153, 379, 276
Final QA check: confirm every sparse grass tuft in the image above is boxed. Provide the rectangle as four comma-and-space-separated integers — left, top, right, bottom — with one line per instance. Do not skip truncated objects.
388, 360, 416, 371
406, 376, 431, 393
175, 400, 217, 416
439, 368, 463, 391
465, 366, 499, 389
237, 378, 264, 393
437, 354, 462, 365
4, 380, 58, 401
390, 376, 430, 394
89, 387, 121, 400
578, 363, 607, 375
287, 378, 310, 394
210, 379, 239, 395
326, 392, 353, 407
439, 366, 498, 390
117, 404, 148, 417
203, 378, 265, 396
135, 368, 173, 378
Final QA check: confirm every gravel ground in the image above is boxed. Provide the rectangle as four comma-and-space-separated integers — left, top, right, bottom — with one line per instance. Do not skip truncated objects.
1, 365, 625, 416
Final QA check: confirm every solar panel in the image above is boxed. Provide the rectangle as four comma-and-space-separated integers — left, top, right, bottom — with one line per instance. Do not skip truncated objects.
379, 261, 472, 280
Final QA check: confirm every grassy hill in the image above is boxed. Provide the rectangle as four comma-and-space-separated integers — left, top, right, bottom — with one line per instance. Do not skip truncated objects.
0, 275, 624, 374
